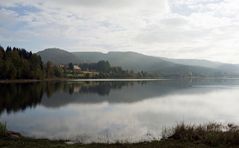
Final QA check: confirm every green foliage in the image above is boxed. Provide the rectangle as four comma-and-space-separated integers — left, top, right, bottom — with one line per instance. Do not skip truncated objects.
0, 46, 44, 80
0, 46, 4, 59
68, 63, 74, 70
78, 61, 155, 79
45, 61, 64, 78
97, 61, 110, 72
46, 61, 54, 78
0, 122, 7, 137
53, 66, 64, 78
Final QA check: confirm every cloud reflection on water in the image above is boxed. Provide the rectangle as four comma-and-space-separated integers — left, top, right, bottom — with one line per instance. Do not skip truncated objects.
1, 80, 239, 143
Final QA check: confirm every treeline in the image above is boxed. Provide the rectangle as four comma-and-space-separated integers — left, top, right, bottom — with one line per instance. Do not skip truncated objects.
79, 61, 112, 72
0, 46, 44, 79
0, 46, 63, 80
79, 61, 152, 78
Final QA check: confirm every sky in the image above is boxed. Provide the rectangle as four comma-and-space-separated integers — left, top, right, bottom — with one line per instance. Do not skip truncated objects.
0, 0, 239, 63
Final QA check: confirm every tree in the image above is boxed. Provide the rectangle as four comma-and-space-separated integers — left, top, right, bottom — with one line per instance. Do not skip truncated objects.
46, 61, 54, 78
8, 61, 17, 79
0, 46, 45, 80
0, 45, 4, 59
68, 63, 74, 70
6, 46, 12, 53
29, 54, 44, 79
54, 66, 64, 77
97, 61, 111, 72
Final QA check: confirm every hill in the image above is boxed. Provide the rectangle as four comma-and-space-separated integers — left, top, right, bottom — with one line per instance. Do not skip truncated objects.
162, 58, 239, 74
37, 48, 239, 77
37, 48, 80, 64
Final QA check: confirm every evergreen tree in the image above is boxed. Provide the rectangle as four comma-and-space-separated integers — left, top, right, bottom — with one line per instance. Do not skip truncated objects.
0, 46, 45, 80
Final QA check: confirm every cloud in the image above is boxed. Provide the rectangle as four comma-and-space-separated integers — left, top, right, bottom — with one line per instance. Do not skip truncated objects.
0, 0, 239, 63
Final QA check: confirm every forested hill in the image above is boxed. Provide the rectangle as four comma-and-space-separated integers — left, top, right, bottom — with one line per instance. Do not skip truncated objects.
37, 48, 239, 77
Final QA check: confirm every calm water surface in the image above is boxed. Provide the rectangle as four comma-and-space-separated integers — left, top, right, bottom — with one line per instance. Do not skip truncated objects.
1, 79, 239, 143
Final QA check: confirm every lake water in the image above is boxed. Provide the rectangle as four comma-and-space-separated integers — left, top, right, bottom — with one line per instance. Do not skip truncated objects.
1, 79, 239, 143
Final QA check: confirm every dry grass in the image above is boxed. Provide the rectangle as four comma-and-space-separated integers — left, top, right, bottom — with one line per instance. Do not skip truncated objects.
163, 122, 239, 146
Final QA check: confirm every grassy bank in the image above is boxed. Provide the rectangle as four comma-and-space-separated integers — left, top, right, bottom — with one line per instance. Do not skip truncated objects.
1, 122, 239, 148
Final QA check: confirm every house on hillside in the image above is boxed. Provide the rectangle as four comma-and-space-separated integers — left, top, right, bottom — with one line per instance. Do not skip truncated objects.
58, 64, 65, 68
73, 65, 81, 73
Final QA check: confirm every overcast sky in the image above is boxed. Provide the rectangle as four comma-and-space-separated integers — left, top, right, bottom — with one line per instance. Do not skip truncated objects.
0, 0, 239, 63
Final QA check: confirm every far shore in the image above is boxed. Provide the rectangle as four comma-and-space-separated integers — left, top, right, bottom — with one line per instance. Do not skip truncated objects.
1, 77, 239, 83
0, 78, 70, 84
0, 78, 166, 83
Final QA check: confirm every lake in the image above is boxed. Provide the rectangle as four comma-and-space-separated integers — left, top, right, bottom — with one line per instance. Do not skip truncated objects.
1, 79, 239, 143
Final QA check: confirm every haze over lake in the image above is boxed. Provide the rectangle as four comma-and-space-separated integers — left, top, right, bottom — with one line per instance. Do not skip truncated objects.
1, 79, 239, 143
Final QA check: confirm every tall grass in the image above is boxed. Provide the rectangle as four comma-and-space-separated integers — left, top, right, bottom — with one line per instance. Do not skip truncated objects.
163, 122, 239, 146
0, 122, 7, 137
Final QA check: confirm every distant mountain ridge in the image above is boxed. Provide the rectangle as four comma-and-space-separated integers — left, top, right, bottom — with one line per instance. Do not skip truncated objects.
37, 48, 239, 77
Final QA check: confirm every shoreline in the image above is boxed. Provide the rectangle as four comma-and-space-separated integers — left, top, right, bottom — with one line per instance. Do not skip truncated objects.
1, 77, 239, 83
0, 78, 71, 84
0, 78, 168, 83
0, 138, 206, 148
2, 122, 239, 147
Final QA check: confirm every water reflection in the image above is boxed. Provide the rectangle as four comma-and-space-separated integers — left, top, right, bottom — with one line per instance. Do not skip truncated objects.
0, 80, 189, 113
0, 83, 43, 114
1, 79, 239, 143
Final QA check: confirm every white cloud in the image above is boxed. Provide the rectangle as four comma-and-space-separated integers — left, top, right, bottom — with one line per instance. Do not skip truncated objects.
0, 0, 239, 63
